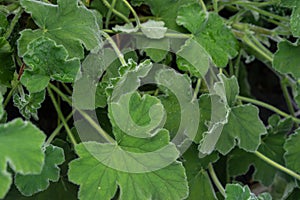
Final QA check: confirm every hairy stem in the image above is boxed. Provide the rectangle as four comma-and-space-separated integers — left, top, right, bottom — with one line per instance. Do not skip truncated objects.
237, 95, 300, 123
47, 86, 77, 146
122, 0, 141, 27
4, 7, 22, 39
102, 0, 131, 23
208, 163, 226, 197
255, 151, 300, 181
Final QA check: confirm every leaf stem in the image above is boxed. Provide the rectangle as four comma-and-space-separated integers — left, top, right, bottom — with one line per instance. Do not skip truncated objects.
192, 78, 201, 102
101, 31, 127, 66
3, 82, 19, 108
45, 110, 75, 146
4, 7, 22, 39
208, 163, 226, 197
237, 95, 300, 123
102, 0, 131, 23
213, 0, 218, 13
47, 86, 77, 146
199, 0, 207, 13
122, 0, 141, 27
254, 151, 300, 181
48, 83, 115, 143
281, 77, 296, 118
105, 0, 117, 29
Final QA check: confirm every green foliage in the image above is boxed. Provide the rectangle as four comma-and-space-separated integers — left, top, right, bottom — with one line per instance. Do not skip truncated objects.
21, 37, 80, 93
2, 0, 300, 199
18, 0, 101, 58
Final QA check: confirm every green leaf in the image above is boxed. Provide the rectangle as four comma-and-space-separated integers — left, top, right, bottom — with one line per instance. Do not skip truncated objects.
228, 116, 293, 186
183, 144, 218, 200
13, 90, 45, 120
15, 145, 65, 196
68, 141, 188, 200
131, 0, 198, 31
110, 92, 165, 138
225, 184, 271, 200
280, 0, 300, 37
176, 38, 210, 77
20, 37, 80, 93
18, 0, 101, 58
214, 74, 239, 107
177, 4, 239, 67
0, 118, 46, 199
216, 104, 267, 155
273, 40, 300, 79
136, 36, 170, 62
0, 12, 8, 36
284, 129, 300, 173
196, 94, 227, 144
140, 20, 167, 39
0, 37, 14, 86
159, 91, 181, 139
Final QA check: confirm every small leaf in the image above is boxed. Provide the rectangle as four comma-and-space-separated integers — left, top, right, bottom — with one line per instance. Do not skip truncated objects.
19, 0, 101, 58
13, 90, 46, 120
177, 4, 239, 67
21, 37, 80, 93
284, 129, 300, 173
273, 40, 300, 79
0, 118, 46, 199
280, 1, 300, 37
140, 20, 167, 39
15, 145, 65, 196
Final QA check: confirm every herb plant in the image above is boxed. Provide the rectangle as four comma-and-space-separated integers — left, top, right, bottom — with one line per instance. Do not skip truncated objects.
1, 0, 300, 199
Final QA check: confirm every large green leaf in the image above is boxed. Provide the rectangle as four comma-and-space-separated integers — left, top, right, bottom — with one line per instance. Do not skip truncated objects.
13, 90, 45, 120
215, 104, 267, 155
20, 37, 80, 93
0, 118, 46, 199
177, 3, 239, 67
18, 0, 101, 58
68, 140, 188, 200
227, 116, 293, 186
284, 129, 300, 173
0, 37, 14, 86
15, 145, 65, 196
273, 40, 300, 79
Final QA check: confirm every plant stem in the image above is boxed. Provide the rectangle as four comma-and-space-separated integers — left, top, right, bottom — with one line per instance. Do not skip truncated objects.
208, 163, 226, 197
122, 0, 141, 27
241, 34, 273, 62
213, 0, 218, 12
3, 82, 19, 107
254, 151, 300, 181
243, 5, 289, 22
192, 78, 201, 102
281, 77, 296, 118
199, 0, 207, 13
237, 95, 300, 123
221, 0, 277, 7
47, 86, 77, 146
102, 0, 131, 23
105, 0, 117, 29
101, 31, 127, 66
4, 7, 22, 39
48, 83, 115, 143
45, 110, 75, 146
